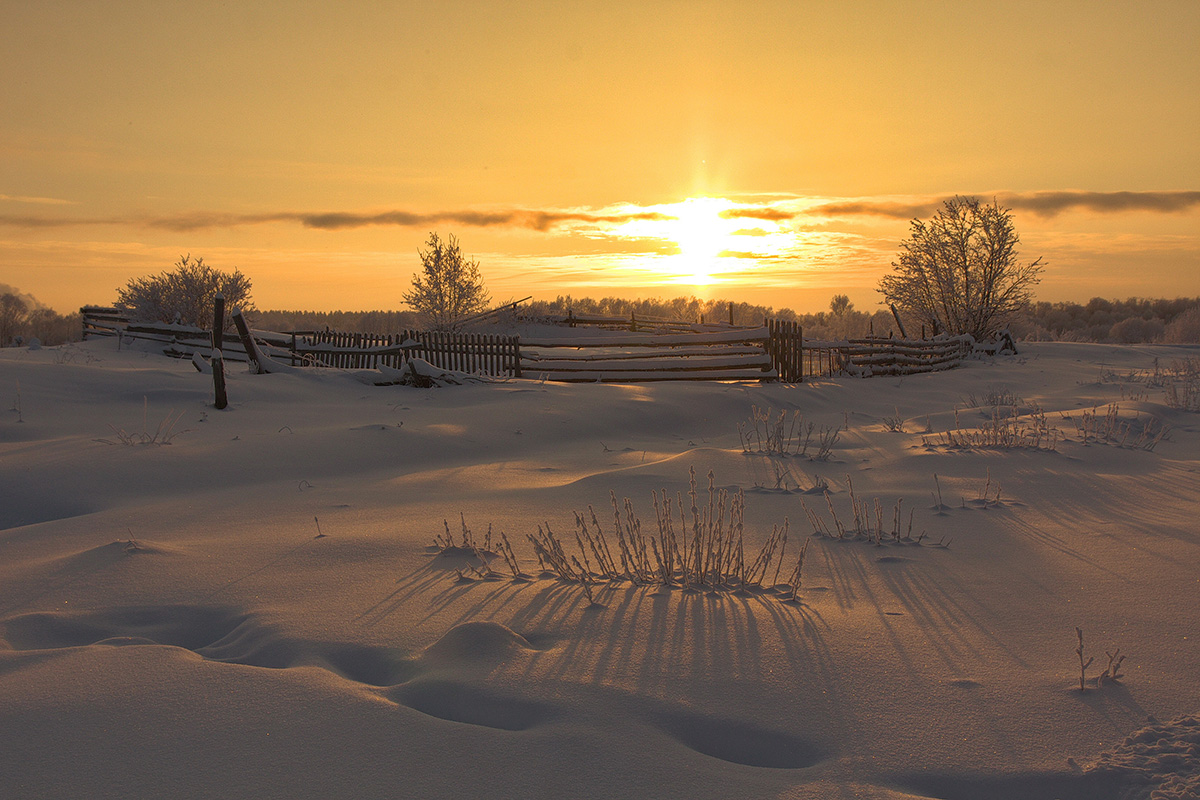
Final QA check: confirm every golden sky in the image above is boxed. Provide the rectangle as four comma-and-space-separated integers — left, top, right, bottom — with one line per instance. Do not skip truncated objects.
2, 1, 1198, 315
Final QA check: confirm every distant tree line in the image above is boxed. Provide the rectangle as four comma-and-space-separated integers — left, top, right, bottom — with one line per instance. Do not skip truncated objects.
516, 294, 899, 341
251, 294, 1200, 345
1012, 297, 1200, 343
0, 291, 80, 346
253, 309, 423, 334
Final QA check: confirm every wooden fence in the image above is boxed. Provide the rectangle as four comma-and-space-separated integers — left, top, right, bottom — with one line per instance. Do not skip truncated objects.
836, 335, 974, 376
80, 307, 983, 383
80, 306, 289, 363
297, 329, 521, 377
519, 322, 804, 382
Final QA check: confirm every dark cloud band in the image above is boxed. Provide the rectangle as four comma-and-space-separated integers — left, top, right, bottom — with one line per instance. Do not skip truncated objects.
0, 208, 675, 232
1, 191, 1194, 232
804, 191, 1200, 219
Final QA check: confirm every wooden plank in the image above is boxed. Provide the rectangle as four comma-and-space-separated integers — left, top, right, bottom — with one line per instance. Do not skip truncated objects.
520, 344, 765, 362
523, 353, 773, 372
534, 367, 779, 383
520, 326, 769, 348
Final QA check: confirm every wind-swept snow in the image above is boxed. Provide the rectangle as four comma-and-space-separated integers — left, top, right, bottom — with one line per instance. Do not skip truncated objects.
1, 337, 1197, 799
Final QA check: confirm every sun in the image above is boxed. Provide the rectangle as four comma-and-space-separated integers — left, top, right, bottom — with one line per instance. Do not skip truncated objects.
667, 197, 741, 283
604, 195, 787, 288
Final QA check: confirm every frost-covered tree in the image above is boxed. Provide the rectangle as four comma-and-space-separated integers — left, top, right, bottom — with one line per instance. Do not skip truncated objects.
879, 197, 1043, 340
402, 233, 490, 329
116, 255, 254, 328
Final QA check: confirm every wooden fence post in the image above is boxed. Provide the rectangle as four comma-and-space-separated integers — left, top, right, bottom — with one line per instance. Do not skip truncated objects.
232, 309, 264, 374
211, 294, 228, 409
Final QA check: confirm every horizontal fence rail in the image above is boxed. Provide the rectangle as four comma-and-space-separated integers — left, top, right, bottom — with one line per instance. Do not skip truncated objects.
519, 323, 802, 382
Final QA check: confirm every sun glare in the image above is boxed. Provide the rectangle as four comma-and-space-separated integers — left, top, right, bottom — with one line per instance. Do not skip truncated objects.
672, 198, 732, 269
609, 196, 788, 287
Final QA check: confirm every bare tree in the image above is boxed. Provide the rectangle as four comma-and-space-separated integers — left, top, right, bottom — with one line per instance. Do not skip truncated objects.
0, 293, 30, 345
402, 233, 490, 329
116, 255, 254, 329
878, 196, 1043, 340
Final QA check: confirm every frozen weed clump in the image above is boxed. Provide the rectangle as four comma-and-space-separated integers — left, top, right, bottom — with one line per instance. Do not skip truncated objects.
1069, 404, 1169, 451
924, 407, 1060, 451
798, 477, 947, 547
962, 385, 1022, 409
747, 459, 829, 493
448, 468, 814, 605
96, 397, 187, 446
881, 408, 905, 433
738, 406, 840, 460
433, 514, 521, 580
1100, 356, 1199, 412
1162, 356, 1200, 412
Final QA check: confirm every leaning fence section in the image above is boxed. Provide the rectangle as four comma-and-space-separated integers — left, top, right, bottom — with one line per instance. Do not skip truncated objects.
297, 329, 521, 377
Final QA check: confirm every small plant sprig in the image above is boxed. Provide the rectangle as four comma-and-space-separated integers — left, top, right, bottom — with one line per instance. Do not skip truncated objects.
1098, 647, 1126, 686
1075, 627, 1128, 691
1075, 627, 1094, 692
881, 408, 905, 433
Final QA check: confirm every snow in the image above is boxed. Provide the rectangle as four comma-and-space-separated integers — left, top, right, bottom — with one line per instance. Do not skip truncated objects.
1, 336, 1198, 799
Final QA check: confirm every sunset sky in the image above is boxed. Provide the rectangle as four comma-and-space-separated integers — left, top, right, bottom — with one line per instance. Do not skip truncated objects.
2, 1, 1198, 316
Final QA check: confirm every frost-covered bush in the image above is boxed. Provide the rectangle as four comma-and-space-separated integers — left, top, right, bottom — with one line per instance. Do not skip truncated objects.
1164, 307, 1200, 344
116, 255, 254, 329
1109, 316, 1164, 343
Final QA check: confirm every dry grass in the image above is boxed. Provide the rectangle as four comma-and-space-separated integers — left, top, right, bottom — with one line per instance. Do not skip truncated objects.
1101, 356, 1200, 412
1162, 356, 1200, 411
798, 477, 950, 548
95, 397, 187, 446
923, 407, 1060, 451
962, 385, 1022, 409
451, 468, 816, 604
738, 406, 840, 460
1069, 403, 1169, 451
881, 408, 905, 433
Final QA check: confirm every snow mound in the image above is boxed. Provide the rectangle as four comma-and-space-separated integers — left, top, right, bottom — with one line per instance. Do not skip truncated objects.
421, 621, 540, 666
1, 605, 417, 687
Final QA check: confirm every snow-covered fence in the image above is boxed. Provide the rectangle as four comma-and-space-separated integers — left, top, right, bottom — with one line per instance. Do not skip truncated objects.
519, 322, 804, 382
835, 335, 975, 377
80, 306, 1000, 382
79, 307, 290, 363
80, 306, 131, 338
297, 329, 521, 377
